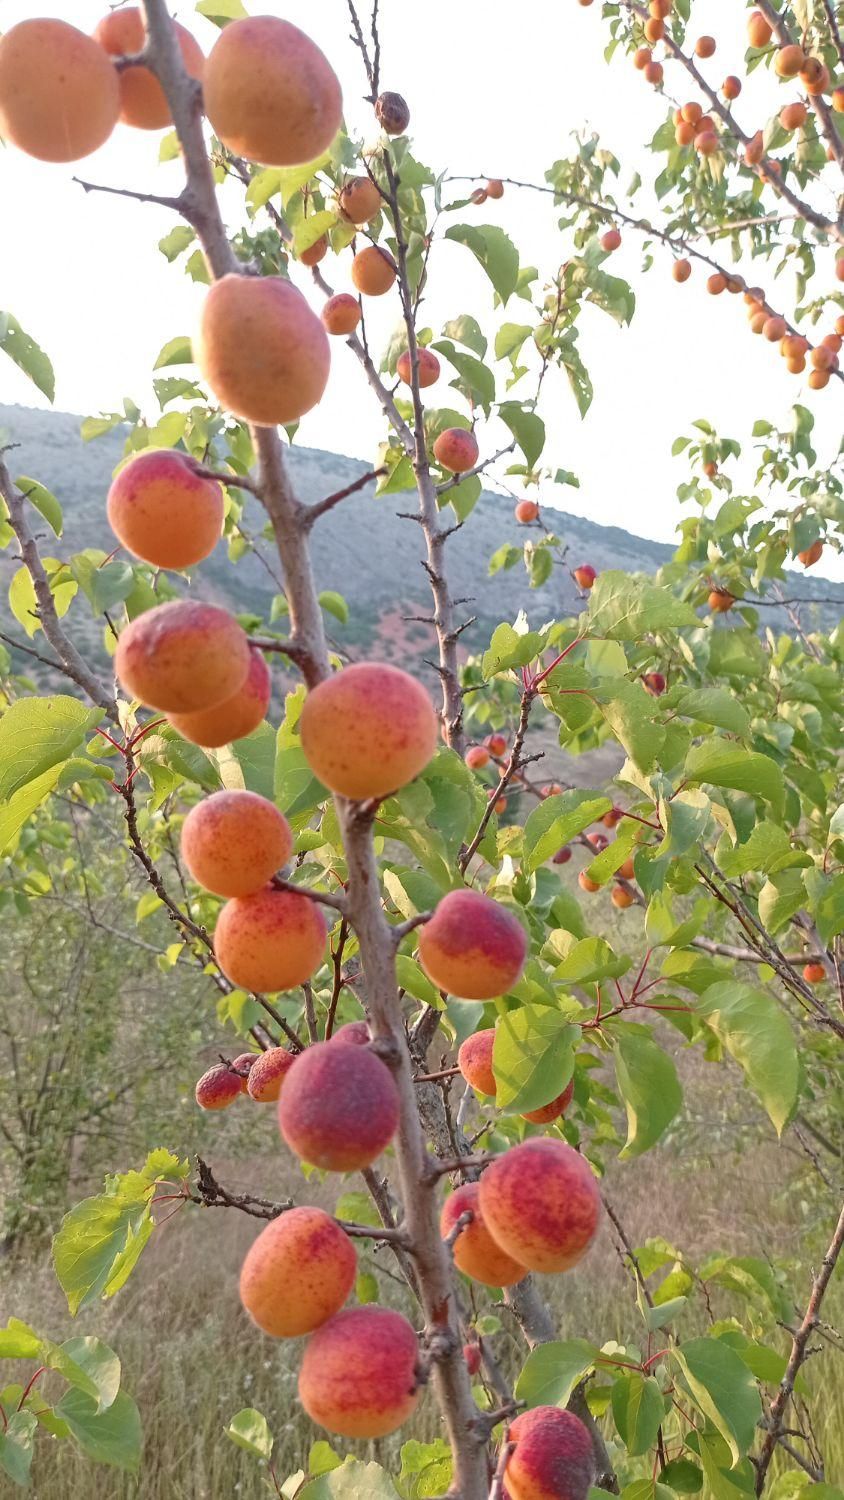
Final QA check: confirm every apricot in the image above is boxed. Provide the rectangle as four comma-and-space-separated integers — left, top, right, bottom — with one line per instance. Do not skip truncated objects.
553, 846, 572, 865
106, 449, 223, 569
339, 176, 383, 224
726, 276, 744, 294
195, 274, 330, 427
440, 1181, 527, 1286
837, 258, 844, 282
780, 102, 807, 131
833, 88, 844, 113
247, 1045, 296, 1102
375, 91, 410, 134
837, 315, 844, 336
611, 885, 635, 909
94, 9, 203, 131
299, 236, 328, 267
747, 10, 773, 47
195, 1062, 242, 1110
673, 258, 692, 282
486, 733, 508, 757
214, 886, 327, 993
167, 646, 271, 747
397, 348, 441, 387
645, 17, 664, 43
465, 745, 490, 770
803, 961, 826, 983
811, 345, 835, 371
433, 428, 480, 473
321, 293, 361, 336
775, 44, 804, 77
745, 131, 765, 165
203, 16, 341, 166
750, 311, 768, 334
798, 539, 823, 566
643, 670, 666, 694
278, 1041, 399, 1170
464, 1343, 482, 1375
696, 131, 718, 155
327, 1019, 372, 1046
786, 355, 806, 374
618, 856, 636, 880
506, 1407, 595, 1500
181, 790, 291, 899
484, 176, 504, 198
516, 499, 541, 522
601, 228, 622, 251
703, 460, 718, 478
723, 75, 742, 99
232, 1053, 257, 1090
824, 333, 843, 352
240, 1207, 356, 1337
707, 273, 726, 295
493, 795, 508, 815
351, 246, 398, 296
681, 102, 703, 125
644, 61, 664, 84
650, 0, 671, 15
782, 334, 809, 358
299, 1306, 420, 1438
579, 871, 600, 893
418, 889, 528, 1000
587, 831, 608, 851
708, 589, 735, 612
0, 19, 119, 163
471, 188, 489, 205
809, 369, 830, 389
675, 121, 696, 146
478, 1138, 600, 1273
116, 600, 249, 713
299, 661, 438, 800
573, 563, 597, 589
458, 1028, 497, 1096
603, 806, 623, 826
523, 1078, 574, 1125
764, 315, 787, 341
696, 35, 716, 58
801, 58, 829, 93
633, 47, 652, 69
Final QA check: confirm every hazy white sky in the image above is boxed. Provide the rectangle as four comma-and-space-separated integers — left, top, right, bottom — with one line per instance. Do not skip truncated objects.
1, 0, 842, 575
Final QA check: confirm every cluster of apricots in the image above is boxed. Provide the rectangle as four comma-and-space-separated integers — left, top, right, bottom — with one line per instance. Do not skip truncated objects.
470, 177, 506, 206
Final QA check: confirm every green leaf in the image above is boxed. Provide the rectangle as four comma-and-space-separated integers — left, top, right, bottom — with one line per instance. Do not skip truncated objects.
718, 823, 791, 878
612, 1374, 665, 1457
524, 791, 611, 872
492, 1008, 577, 1113
52, 1337, 121, 1414
158, 225, 196, 262
432, 340, 496, 413
444, 224, 520, 303
495, 323, 532, 361
597, 681, 664, 773
226, 1408, 273, 1459
15, 476, 62, 537
482, 621, 545, 678
696, 983, 798, 1135
499, 402, 546, 466
586, 573, 698, 640
658, 1459, 703, 1493
0, 313, 55, 401
442, 314, 487, 356
0, 697, 104, 801
673, 689, 749, 737
195, 0, 248, 23
673, 1339, 761, 1464
53, 1388, 142, 1473
614, 1029, 682, 1159
0, 1411, 37, 1487
553, 935, 630, 984
293, 210, 337, 256
0, 1319, 41, 1360
319, 590, 349, 625
684, 742, 784, 819
0, 762, 65, 854
307, 1458, 400, 1500
757, 871, 805, 936
514, 1339, 598, 1408
153, 336, 193, 370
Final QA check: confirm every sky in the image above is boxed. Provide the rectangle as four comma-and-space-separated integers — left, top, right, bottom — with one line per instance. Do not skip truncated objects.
1, 0, 842, 576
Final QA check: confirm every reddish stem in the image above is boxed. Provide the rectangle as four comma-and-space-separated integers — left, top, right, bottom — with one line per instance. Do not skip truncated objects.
529, 635, 585, 690
17, 1366, 46, 1411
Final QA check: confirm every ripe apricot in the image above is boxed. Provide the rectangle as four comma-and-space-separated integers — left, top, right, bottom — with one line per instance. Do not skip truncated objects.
603, 807, 623, 828
824, 333, 843, 353
696, 130, 718, 155
707, 273, 726, 294
0, 19, 120, 163
681, 102, 703, 125
798, 539, 823, 567
485, 733, 508, 757
611, 885, 635, 909
247, 1045, 296, 1102
240, 1207, 356, 1337
833, 87, 844, 112
351, 245, 398, 295
167, 646, 271, 747
801, 58, 829, 93
780, 101, 807, 131
471, 188, 489, 205
811, 344, 835, 370
327, 1019, 371, 1047
465, 745, 490, 770
116, 600, 249, 714
645, 17, 664, 43
708, 588, 735, 612
601, 228, 622, 251
94, 9, 203, 131
775, 44, 804, 77
515, 499, 540, 522
643, 670, 666, 695
299, 661, 438, 800
440, 1181, 527, 1286
487, 178, 505, 198
214, 886, 327, 993
579, 871, 600, 893
673, 258, 692, 282
523, 1078, 574, 1125
433, 427, 480, 473
618, 856, 636, 880
203, 16, 342, 166
195, 1062, 242, 1110
195, 274, 330, 428
747, 10, 772, 47
745, 131, 765, 164
782, 333, 808, 358
809, 368, 830, 388
723, 75, 742, 99
696, 35, 716, 58
837, 258, 844, 282
786, 355, 806, 374
458, 1028, 497, 1096
506, 1407, 595, 1500
573, 563, 597, 588
703, 460, 718, 477
633, 47, 652, 69
675, 121, 696, 146
278, 1041, 399, 1170
299, 235, 328, 267
299, 1306, 420, 1438
321, 293, 361, 336
181, 790, 291, 899
750, 310, 768, 334
375, 91, 410, 134
418, 889, 527, 1000
339, 175, 382, 224
493, 796, 508, 815
397, 348, 440, 387
644, 60, 664, 84
478, 1138, 600, 1273
803, 961, 826, 983
106, 449, 223, 569
764, 315, 787, 341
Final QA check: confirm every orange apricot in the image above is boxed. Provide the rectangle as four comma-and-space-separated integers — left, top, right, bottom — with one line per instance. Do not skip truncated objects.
181, 790, 292, 899
644, 60, 664, 84
798, 539, 823, 567
397, 347, 441, 387
203, 16, 342, 166
722, 75, 742, 99
775, 44, 804, 77
601, 227, 622, 251
786, 355, 806, 373
299, 235, 328, 267
750, 310, 768, 334
703, 460, 718, 478
803, 961, 826, 983
299, 661, 438, 800
745, 131, 765, 165
675, 120, 696, 146
339, 175, 383, 224
240, 1207, 356, 1337
214, 886, 327, 993
106, 449, 223, 569
673, 258, 692, 282
515, 499, 540, 522
299, 1307, 420, 1438
506, 1407, 595, 1500
809, 368, 830, 388
195, 274, 330, 427
764, 315, 787, 341
457, 1028, 497, 1096
707, 273, 727, 294
611, 885, 635, 909
375, 91, 410, 134
578, 871, 601, 893
116, 600, 250, 713
94, 8, 203, 130
195, 1062, 242, 1110
681, 102, 703, 125
465, 745, 490, 770
747, 10, 773, 47
833, 87, 844, 112
321, 293, 361, 336
645, 17, 664, 43
696, 35, 716, 58
485, 732, 508, 757
708, 588, 735, 612
633, 46, 652, 69
486, 178, 505, 198
440, 1181, 527, 1286
522, 1078, 574, 1125
167, 645, 271, 747
351, 245, 398, 295
811, 344, 835, 370
478, 1138, 600, 1273
782, 333, 808, 358
246, 1045, 296, 1102
801, 58, 830, 93
618, 856, 636, 880
417, 889, 528, 1000
696, 130, 719, 155
433, 428, 480, 473
0, 19, 120, 163
278, 1041, 399, 1171
780, 101, 807, 131
824, 333, 843, 352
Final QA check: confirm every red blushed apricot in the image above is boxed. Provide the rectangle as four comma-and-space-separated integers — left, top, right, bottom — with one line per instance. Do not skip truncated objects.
299, 661, 438, 800
397, 348, 441, 387
465, 745, 490, 770
240, 1207, 356, 1337
747, 10, 772, 47
506, 1407, 595, 1500
764, 315, 787, 342
106, 449, 224, 569
486, 178, 505, 199
780, 102, 807, 131
601, 228, 622, 251
478, 1138, 601, 1274
675, 120, 696, 146
116, 600, 250, 713
798, 539, 823, 567
321, 294, 361, 336
633, 46, 652, 69
515, 499, 540, 522
214, 887, 327, 993
464, 1343, 482, 1375
458, 1029, 497, 1096
181, 790, 292, 899
94, 9, 204, 130
673, 258, 691, 282
745, 132, 765, 165
708, 589, 735, 612
573, 563, 596, 589
195, 274, 330, 428
803, 962, 826, 984
203, 16, 342, 166
695, 35, 716, 58
232, 1053, 257, 1091
327, 1019, 371, 1047
247, 1045, 296, 1102
299, 1306, 420, 1438
167, 646, 271, 747
0, 20, 120, 163
486, 733, 508, 757
441, 1181, 527, 1287
418, 889, 527, 1001
339, 175, 383, 224
433, 428, 480, 473
722, 75, 742, 100
279, 1041, 399, 1171
522, 1078, 574, 1125
351, 246, 398, 295
195, 1062, 242, 1110
644, 61, 664, 85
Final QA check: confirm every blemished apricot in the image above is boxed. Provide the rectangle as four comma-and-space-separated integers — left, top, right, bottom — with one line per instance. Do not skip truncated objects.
516, 499, 540, 522
708, 273, 727, 294
440, 1181, 527, 1286
465, 745, 490, 770
327, 1018, 372, 1047
809, 368, 831, 388
644, 60, 664, 84
644, 17, 664, 43
611, 885, 635, 909
695, 35, 716, 58
203, 16, 342, 166
675, 121, 696, 146
240, 1207, 356, 1337
775, 44, 805, 77
214, 886, 327, 993
0, 19, 120, 163
803, 961, 826, 983
523, 1078, 574, 1125
618, 856, 636, 880
299, 235, 328, 267
486, 178, 505, 198
601, 228, 622, 251
181, 790, 292, 899
673, 258, 692, 282
195, 1062, 243, 1110
471, 187, 489, 205
106, 449, 223, 569
167, 646, 271, 747
573, 563, 597, 588
351, 245, 398, 295
299, 661, 438, 800
116, 600, 250, 714
587, 830, 608, 851
321, 293, 361, 336
278, 1041, 399, 1170
633, 47, 652, 69
479, 1138, 600, 1273
458, 1028, 497, 1096
486, 733, 508, 757
722, 75, 742, 99
375, 91, 410, 135
195, 274, 330, 428
232, 1053, 257, 1091
506, 1407, 595, 1500
786, 355, 806, 374
708, 589, 735, 612
433, 427, 480, 473
418, 889, 528, 1000
747, 10, 773, 47
579, 871, 600, 893
299, 1306, 420, 1438
798, 539, 823, 567
339, 175, 382, 224
696, 130, 718, 155
764, 315, 787, 341
780, 101, 807, 131
801, 58, 830, 93
94, 9, 203, 131
397, 348, 441, 387
246, 1045, 296, 1102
